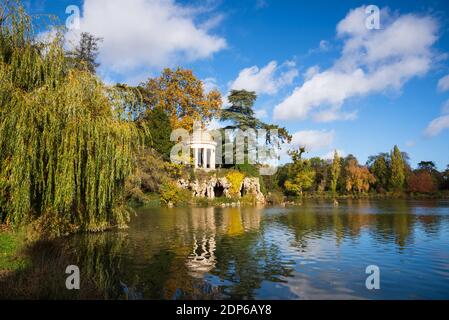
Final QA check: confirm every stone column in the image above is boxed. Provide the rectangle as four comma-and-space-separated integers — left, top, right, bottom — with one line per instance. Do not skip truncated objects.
193, 148, 198, 168
210, 148, 215, 169
202, 148, 207, 169
207, 148, 211, 169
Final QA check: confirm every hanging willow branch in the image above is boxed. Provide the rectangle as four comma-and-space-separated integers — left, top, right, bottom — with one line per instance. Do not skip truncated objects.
0, 2, 142, 237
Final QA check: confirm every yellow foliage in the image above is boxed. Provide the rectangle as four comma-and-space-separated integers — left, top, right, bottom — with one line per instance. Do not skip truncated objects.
226, 171, 245, 197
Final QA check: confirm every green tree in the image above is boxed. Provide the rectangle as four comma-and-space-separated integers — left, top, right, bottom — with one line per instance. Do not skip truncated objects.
67, 32, 102, 74
418, 161, 437, 172
284, 148, 316, 196
389, 145, 405, 192
367, 153, 390, 192
330, 150, 341, 194
309, 157, 329, 192
221, 90, 259, 130
220, 90, 291, 167
141, 107, 173, 161
221, 90, 291, 143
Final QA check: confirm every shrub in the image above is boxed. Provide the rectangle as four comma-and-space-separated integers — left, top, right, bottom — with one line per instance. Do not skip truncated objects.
226, 171, 245, 197
159, 181, 192, 206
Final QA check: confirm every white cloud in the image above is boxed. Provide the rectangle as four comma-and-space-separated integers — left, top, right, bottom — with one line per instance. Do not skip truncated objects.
254, 109, 268, 119
312, 106, 357, 122
424, 100, 449, 137
203, 77, 219, 93
308, 40, 332, 55
274, 6, 439, 122
229, 60, 298, 95
425, 115, 449, 137
289, 130, 335, 152
322, 149, 346, 160
67, 0, 226, 80
443, 99, 449, 114
303, 65, 320, 80
438, 74, 449, 92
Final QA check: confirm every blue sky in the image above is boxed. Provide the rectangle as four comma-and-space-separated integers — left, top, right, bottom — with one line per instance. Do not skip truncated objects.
27, 0, 449, 169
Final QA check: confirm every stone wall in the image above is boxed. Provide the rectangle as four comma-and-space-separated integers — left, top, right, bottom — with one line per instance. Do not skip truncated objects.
177, 176, 265, 203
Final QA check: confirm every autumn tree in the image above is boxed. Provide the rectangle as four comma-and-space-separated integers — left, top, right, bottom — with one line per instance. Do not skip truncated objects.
330, 150, 341, 194
140, 68, 222, 131
389, 145, 405, 192
345, 159, 376, 193
284, 148, 316, 196
408, 171, 437, 193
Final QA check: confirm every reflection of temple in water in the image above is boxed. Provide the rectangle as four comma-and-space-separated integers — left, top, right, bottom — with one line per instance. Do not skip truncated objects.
186, 234, 216, 278
182, 207, 262, 278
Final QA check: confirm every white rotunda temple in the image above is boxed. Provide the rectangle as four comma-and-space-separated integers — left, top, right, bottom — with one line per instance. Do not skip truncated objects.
187, 124, 217, 171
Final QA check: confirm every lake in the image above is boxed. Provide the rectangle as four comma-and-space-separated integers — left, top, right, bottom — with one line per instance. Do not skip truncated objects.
2, 199, 449, 299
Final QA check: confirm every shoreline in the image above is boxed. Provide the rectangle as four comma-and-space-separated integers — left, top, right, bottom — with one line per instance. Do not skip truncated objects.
131, 192, 449, 209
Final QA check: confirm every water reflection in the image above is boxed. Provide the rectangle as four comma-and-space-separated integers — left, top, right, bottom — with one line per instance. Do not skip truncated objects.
1, 200, 449, 299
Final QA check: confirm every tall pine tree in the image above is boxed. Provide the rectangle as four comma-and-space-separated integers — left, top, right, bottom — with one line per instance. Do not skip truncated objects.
389, 145, 405, 192
330, 150, 341, 193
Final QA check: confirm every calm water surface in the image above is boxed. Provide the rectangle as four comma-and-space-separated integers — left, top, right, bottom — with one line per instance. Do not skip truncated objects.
8, 199, 449, 299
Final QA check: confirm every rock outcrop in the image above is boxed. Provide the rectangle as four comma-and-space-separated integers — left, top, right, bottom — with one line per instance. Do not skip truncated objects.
177, 175, 265, 203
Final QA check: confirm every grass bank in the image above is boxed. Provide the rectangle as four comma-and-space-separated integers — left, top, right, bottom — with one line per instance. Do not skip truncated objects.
0, 226, 28, 275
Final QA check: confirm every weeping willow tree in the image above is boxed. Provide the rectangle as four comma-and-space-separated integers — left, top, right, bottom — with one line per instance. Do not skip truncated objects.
0, 2, 141, 237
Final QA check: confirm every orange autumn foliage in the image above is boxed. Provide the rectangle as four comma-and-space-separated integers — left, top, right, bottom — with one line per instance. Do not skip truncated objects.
141, 68, 222, 131
345, 159, 376, 193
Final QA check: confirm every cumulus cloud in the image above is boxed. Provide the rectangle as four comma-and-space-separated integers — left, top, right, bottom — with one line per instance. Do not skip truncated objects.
303, 65, 320, 80
274, 6, 439, 122
254, 109, 268, 119
67, 0, 226, 80
425, 115, 449, 137
424, 99, 449, 137
229, 60, 298, 95
290, 130, 335, 152
438, 74, 449, 92
202, 77, 219, 93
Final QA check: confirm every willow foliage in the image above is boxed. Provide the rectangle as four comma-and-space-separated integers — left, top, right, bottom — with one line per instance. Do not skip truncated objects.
0, 3, 141, 236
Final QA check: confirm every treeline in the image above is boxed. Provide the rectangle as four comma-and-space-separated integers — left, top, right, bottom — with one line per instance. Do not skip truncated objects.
267, 146, 449, 197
